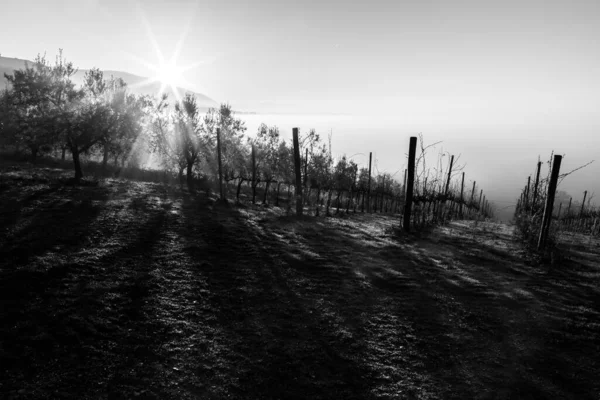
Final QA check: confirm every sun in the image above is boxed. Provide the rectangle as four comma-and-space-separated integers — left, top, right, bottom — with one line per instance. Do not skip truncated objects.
125, 1, 214, 101
154, 61, 184, 88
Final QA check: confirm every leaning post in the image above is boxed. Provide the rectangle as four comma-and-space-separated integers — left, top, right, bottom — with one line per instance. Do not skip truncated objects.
538, 155, 562, 250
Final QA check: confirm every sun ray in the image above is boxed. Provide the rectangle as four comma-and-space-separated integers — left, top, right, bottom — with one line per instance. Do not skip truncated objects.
133, 0, 165, 66
113, 0, 213, 105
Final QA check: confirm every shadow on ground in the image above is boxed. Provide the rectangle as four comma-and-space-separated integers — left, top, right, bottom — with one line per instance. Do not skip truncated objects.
1, 166, 599, 399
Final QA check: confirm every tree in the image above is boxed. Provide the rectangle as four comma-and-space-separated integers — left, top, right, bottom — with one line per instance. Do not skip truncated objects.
2, 54, 61, 161
255, 123, 281, 204
174, 93, 208, 187
203, 104, 247, 174
0, 87, 18, 149
149, 94, 187, 183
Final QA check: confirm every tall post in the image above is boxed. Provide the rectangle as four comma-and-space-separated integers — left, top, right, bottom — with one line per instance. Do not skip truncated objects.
444, 155, 455, 196
367, 152, 372, 212
482, 195, 486, 217
403, 137, 417, 232
525, 175, 531, 209
292, 128, 303, 216
557, 203, 562, 220
478, 189, 483, 210
216, 128, 224, 201
440, 155, 454, 223
532, 161, 542, 212
538, 155, 562, 250
580, 190, 588, 218
459, 172, 465, 218
251, 143, 257, 204
469, 181, 476, 217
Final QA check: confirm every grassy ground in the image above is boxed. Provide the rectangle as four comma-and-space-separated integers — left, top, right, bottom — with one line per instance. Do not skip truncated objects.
1, 163, 599, 399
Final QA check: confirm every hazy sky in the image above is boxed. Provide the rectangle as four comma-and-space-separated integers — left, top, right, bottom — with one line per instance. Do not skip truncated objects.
2, 0, 600, 218
2, 0, 599, 115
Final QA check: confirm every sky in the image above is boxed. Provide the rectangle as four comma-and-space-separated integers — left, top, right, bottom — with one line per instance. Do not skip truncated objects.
1, 0, 600, 219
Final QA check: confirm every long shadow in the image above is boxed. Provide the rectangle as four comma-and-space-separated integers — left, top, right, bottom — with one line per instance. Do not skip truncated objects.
178, 194, 378, 399
252, 214, 600, 399
0, 181, 63, 231
0, 193, 169, 398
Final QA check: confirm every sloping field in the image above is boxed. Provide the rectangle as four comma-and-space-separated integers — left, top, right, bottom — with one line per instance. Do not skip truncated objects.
1, 165, 599, 399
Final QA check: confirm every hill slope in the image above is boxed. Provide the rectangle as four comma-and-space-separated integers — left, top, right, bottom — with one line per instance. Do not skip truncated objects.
1, 162, 599, 399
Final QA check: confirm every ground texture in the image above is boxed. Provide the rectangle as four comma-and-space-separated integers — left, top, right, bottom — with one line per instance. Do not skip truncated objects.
1, 164, 599, 399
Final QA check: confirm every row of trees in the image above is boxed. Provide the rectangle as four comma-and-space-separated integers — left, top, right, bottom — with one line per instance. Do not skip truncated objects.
0, 51, 151, 179
1, 50, 490, 227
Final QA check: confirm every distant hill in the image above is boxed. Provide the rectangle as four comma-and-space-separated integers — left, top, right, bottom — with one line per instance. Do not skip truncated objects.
0, 56, 218, 109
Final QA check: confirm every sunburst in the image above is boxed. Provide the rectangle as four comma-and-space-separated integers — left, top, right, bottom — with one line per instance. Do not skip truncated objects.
123, 0, 212, 103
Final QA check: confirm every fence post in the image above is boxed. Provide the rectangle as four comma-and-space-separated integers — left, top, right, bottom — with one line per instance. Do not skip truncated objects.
482, 195, 486, 217
251, 144, 257, 204
441, 155, 454, 223
403, 137, 417, 232
538, 155, 562, 250
459, 172, 465, 218
367, 152, 372, 212
525, 175, 531, 210
580, 190, 588, 218
469, 181, 476, 217
532, 161, 542, 213
292, 128, 303, 216
216, 128, 225, 201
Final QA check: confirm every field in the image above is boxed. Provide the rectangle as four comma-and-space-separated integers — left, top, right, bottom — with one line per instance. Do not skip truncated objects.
1, 163, 599, 400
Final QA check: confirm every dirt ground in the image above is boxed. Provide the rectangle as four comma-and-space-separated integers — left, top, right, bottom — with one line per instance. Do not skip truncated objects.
1, 164, 599, 400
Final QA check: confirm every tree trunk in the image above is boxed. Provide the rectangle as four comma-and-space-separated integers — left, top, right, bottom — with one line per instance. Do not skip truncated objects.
263, 180, 271, 205
326, 190, 333, 216
186, 163, 194, 188
102, 143, 109, 175
346, 189, 351, 213
335, 191, 342, 214
315, 187, 321, 216
252, 180, 258, 204
178, 167, 184, 186
72, 148, 83, 181
236, 178, 244, 202
61, 146, 66, 161
275, 182, 282, 207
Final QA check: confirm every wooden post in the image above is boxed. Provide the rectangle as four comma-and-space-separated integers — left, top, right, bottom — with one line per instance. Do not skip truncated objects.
478, 189, 483, 210
557, 203, 562, 221
538, 155, 562, 250
367, 152, 372, 212
292, 128, 303, 216
216, 128, 224, 201
403, 137, 417, 232
441, 155, 454, 223
580, 190, 588, 218
482, 195, 486, 217
251, 144, 257, 204
525, 175, 531, 209
444, 155, 455, 197
459, 172, 465, 218
532, 161, 542, 212
469, 181, 476, 217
